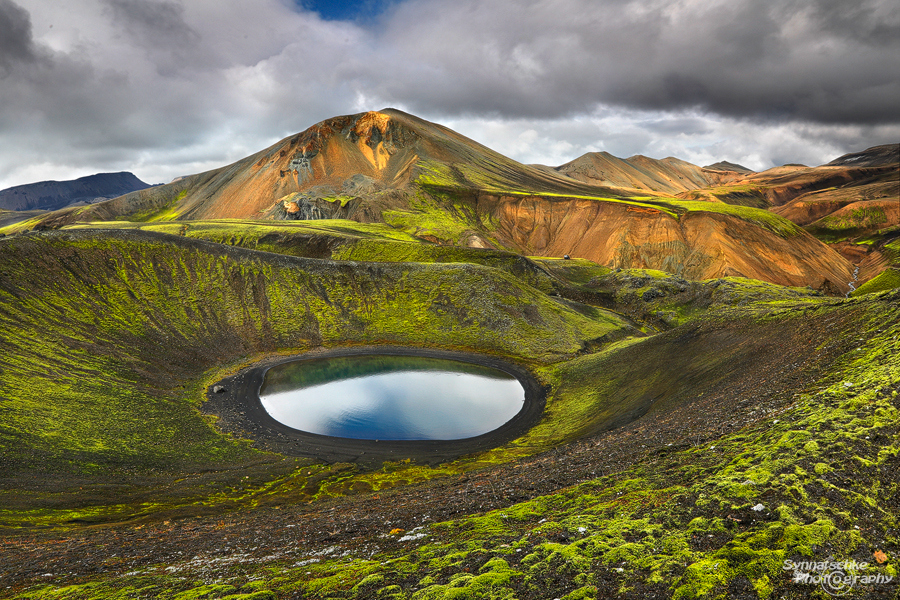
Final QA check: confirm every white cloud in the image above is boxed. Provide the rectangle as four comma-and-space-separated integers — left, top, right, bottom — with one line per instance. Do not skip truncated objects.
438, 108, 900, 170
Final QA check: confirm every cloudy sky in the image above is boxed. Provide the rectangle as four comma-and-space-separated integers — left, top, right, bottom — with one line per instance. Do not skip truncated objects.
1, 0, 898, 189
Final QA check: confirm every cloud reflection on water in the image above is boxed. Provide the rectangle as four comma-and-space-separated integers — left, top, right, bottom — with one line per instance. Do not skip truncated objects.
260, 369, 524, 440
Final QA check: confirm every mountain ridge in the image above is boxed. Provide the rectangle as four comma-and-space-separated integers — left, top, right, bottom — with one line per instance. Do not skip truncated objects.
554, 151, 750, 195
0, 172, 152, 212
4, 109, 885, 293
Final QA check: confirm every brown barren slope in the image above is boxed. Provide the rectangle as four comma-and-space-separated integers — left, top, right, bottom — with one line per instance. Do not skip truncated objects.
477, 194, 854, 290
679, 145, 898, 223
676, 164, 897, 209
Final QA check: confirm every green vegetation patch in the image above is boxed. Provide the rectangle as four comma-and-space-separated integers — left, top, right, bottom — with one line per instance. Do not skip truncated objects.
0, 228, 632, 526
851, 267, 900, 296
0, 214, 47, 235
122, 189, 189, 222
806, 206, 890, 242
68, 219, 563, 294
66, 218, 421, 244
542, 265, 826, 330
817, 207, 888, 231
667, 200, 803, 238
383, 187, 503, 246
16, 291, 898, 599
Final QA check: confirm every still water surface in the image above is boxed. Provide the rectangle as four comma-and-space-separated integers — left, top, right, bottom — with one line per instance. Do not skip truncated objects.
259, 355, 525, 440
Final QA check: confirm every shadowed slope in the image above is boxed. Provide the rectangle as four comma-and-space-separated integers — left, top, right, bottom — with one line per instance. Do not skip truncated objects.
826, 143, 900, 168
0, 172, 151, 212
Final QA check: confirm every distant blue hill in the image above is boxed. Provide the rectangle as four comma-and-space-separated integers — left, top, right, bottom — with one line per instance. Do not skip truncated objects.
0, 172, 153, 212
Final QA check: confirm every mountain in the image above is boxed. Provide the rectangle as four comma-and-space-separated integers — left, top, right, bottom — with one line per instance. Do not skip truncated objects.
0, 172, 152, 212
57, 109, 625, 224
702, 160, 754, 173
826, 143, 900, 167
676, 146, 898, 249
13, 109, 856, 292
554, 152, 747, 194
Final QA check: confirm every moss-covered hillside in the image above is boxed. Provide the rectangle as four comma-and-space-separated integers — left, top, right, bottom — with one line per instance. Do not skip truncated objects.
1, 225, 897, 599
0, 228, 635, 507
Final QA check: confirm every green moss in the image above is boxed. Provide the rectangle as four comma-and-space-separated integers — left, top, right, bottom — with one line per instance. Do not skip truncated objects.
382, 187, 499, 246
851, 268, 900, 296
67, 218, 422, 245
222, 592, 276, 600
666, 200, 803, 238
63, 219, 562, 293
15, 579, 281, 600
0, 215, 47, 235
120, 189, 188, 222
529, 258, 610, 281
813, 206, 888, 233
566, 267, 825, 332
0, 228, 637, 527
412, 557, 518, 599
321, 195, 354, 208
5, 228, 900, 599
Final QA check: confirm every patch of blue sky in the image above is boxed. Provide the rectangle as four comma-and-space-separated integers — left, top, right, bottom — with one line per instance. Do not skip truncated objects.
295, 0, 396, 22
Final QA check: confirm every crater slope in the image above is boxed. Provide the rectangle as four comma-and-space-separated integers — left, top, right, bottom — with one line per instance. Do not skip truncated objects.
0, 228, 634, 522
1, 224, 897, 599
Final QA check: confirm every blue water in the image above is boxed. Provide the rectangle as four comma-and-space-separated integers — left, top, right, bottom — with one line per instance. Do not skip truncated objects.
258, 355, 525, 440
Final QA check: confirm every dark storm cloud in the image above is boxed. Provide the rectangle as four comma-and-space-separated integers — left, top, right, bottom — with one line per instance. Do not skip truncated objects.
0, 1, 109, 140
0, 1, 191, 149
805, 0, 898, 45
0, 0, 364, 187
104, 0, 206, 73
104, 0, 197, 44
0, 0, 37, 71
368, 0, 900, 125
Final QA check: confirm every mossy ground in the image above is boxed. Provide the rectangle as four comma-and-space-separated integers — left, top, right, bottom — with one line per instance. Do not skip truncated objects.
7, 291, 897, 599
62, 219, 557, 292
382, 187, 506, 247
2, 225, 897, 599
806, 207, 891, 243
0, 227, 631, 529
664, 200, 803, 238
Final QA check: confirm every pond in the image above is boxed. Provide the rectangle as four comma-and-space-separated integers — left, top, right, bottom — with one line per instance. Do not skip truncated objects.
258, 354, 526, 440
